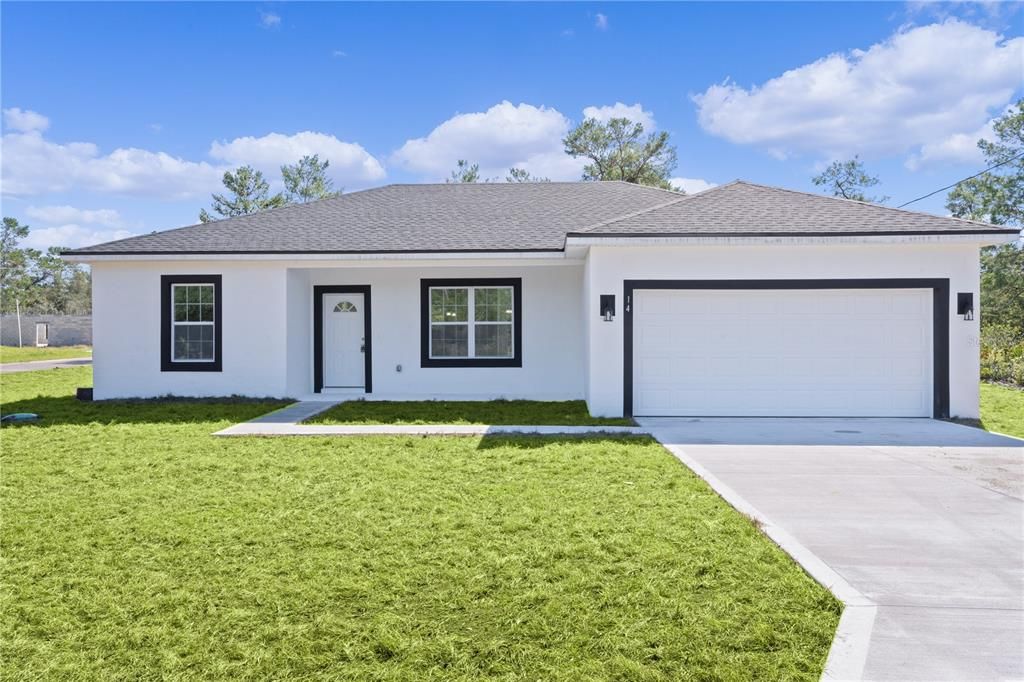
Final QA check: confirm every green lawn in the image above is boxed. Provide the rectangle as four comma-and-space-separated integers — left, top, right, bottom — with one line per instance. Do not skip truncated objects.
1, 367, 839, 680
309, 399, 634, 426
0, 344, 91, 363
978, 382, 1024, 438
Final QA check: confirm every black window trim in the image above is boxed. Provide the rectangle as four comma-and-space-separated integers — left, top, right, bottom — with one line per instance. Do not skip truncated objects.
420, 278, 523, 368
622, 278, 950, 419
161, 274, 223, 372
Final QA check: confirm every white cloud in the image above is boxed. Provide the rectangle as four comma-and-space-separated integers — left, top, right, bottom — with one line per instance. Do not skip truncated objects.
595, 13, 608, 30
582, 102, 656, 130
392, 101, 586, 181
906, 119, 992, 170
693, 20, 1024, 163
331, 49, 347, 58
670, 177, 717, 194
1, 129, 226, 199
260, 11, 281, 28
209, 131, 386, 184
904, 100, 1018, 169
2, 112, 386, 198
148, 123, 163, 133
3, 107, 49, 133
22, 224, 136, 250
25, 205, 122, 227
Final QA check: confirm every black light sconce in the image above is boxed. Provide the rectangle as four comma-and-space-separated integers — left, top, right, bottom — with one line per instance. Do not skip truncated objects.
600, 294, 616, 322
957, 292, 974, 321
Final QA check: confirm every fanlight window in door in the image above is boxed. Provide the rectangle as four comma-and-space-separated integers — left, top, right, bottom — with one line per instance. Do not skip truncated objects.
334, 301, 358, 313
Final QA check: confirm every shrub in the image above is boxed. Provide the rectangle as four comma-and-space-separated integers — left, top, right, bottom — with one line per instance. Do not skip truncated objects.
981, 324, 1024, 386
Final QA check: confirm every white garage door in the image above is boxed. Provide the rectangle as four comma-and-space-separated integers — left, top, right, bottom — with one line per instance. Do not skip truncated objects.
633, 288, 933, 417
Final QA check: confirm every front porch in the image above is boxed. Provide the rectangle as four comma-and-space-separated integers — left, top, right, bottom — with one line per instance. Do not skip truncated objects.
283, 261, 587, 402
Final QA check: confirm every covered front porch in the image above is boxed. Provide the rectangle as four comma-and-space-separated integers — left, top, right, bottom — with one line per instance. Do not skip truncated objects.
282, 260, 587, 402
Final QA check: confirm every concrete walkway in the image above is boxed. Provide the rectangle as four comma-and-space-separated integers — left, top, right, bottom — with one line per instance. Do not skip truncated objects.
213, 400, 648, 437
640, 417, 1024, 681
0, 357, 92, 374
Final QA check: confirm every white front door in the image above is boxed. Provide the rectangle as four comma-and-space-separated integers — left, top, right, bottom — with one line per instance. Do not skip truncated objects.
323, 293, 365, 388
633, 288, 933, 417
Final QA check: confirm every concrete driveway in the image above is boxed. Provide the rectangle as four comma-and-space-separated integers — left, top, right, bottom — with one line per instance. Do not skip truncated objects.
640, 417, 1024, 681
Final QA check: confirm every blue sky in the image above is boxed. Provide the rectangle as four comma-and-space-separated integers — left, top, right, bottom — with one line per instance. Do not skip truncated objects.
2, 2, 1021, 248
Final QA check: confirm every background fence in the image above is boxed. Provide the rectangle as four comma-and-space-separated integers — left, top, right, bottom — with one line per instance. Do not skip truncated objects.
0, 314, 92, 347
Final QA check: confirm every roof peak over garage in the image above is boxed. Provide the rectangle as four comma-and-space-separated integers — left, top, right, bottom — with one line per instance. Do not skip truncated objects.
65, 179, 1015, 256
573, 180, 1017, 238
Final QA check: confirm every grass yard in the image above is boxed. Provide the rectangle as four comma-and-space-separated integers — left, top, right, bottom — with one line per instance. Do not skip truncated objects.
309, 399, 634, 426
0, 344, 91, 364
1, 367, 840, 680
977, 382, 1024, 438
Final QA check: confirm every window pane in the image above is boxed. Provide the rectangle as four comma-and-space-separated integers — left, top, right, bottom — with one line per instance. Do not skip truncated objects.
172, 323, 214, 361
430, 290, 445, 322
174, 286, 187, 305
475, 287, 513, 322
173, 325, 188, 360
199, 303, 214, 322
174, 303, 188, 322
475, 324, 513, 358
431, 324, 468, 357
199, 286, 213, 304
431, 288, 467, 323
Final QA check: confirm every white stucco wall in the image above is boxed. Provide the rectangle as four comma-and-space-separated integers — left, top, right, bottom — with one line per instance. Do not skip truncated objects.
92, 261, 290, 399
90, 241, 985, 417
583, 242, 983, 418
301, 262, 585, 400
92, 259, 585, 401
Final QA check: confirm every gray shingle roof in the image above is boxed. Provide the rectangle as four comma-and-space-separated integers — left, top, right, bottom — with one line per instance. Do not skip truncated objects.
66, 180, 1014, 256
65, 181, 679, 254
574, 181, 1015, 237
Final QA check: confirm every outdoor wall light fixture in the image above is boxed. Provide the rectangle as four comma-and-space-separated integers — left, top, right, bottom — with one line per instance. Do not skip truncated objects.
957, 292, 974, 321
600, 294, 616, 322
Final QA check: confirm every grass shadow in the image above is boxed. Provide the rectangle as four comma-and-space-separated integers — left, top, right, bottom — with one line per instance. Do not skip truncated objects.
308, 399, 635, 427
475, 433, 655, 450
1, 394, 289, 428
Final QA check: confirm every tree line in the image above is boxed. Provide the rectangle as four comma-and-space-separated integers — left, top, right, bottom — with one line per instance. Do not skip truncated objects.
1, 217, 91, 315
199, 154, 341, 222
2, 104, 1020, 328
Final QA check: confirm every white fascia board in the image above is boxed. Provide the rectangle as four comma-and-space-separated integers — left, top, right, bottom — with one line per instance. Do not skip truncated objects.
63, 250, 578, 265
566, 233, 1021, 247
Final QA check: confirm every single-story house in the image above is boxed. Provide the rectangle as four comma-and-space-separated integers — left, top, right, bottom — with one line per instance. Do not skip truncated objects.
63, 180, 1019, 418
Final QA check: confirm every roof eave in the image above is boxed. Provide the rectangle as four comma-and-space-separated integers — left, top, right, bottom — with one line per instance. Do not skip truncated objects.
565, 230, 1020, 246
61, 248, 574, 263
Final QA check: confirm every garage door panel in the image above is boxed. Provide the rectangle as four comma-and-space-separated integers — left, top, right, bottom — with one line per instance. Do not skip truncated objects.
633, 289, 932, 417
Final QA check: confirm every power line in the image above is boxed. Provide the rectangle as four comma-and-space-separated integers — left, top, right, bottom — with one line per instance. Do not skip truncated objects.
897, 150, 1024, 209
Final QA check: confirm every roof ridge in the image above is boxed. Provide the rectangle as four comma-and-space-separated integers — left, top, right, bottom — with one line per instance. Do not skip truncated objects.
382, 180, 653, 187
573, 180, 740, 234
140, 184, 383, 235
732, 180, 1013, 231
